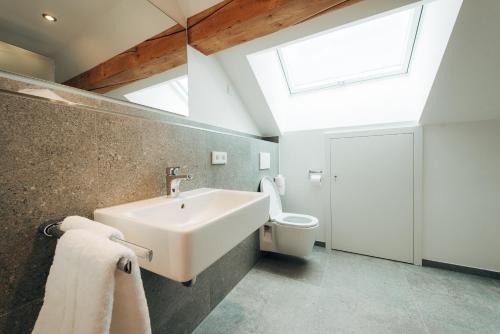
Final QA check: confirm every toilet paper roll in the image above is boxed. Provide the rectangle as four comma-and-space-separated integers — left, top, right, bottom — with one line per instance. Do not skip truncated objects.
309, 174, 322, 186
274, 174, 286, 195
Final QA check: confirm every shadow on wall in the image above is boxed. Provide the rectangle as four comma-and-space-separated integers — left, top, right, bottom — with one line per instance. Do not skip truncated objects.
0, 231, 56, 333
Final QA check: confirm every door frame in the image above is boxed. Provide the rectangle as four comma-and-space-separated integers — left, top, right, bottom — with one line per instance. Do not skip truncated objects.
323, 124, 423, 265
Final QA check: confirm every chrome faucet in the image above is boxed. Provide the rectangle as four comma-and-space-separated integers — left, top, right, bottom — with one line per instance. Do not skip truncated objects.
166, 167, 193, 198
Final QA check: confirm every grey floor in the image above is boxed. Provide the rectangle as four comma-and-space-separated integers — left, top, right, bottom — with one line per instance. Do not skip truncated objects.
194, 247, 500, 334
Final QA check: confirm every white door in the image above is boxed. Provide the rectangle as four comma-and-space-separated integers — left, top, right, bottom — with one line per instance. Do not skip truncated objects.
330, 134, 414, 263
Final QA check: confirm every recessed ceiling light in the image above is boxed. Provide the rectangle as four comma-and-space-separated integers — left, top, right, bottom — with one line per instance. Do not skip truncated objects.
42, 13, 57, 22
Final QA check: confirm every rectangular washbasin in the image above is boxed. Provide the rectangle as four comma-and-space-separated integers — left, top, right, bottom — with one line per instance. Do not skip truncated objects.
94, 188, 269, 282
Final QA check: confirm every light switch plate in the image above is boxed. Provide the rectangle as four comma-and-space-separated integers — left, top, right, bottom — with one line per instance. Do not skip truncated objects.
259, 152, 271, 170
212, 151, 227, 165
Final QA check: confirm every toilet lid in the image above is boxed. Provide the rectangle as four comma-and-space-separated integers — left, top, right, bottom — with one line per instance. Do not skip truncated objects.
259, 176, 283, 220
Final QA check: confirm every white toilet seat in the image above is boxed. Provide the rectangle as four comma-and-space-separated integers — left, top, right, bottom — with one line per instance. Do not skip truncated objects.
274, 212, 318, 228
259, 176, 319, 257
260, 176, 319, 228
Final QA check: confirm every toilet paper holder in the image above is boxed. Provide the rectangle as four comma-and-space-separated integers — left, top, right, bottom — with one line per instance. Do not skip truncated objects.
308, 170, 323, 186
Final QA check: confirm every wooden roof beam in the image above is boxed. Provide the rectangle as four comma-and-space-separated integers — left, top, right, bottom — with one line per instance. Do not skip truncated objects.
187, 0, 362, 56
63, 24, 186, 93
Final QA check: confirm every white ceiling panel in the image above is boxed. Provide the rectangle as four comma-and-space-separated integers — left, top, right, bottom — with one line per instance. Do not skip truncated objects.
0, 0, 177, 82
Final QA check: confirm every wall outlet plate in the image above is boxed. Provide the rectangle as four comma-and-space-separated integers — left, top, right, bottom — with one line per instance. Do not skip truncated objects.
260, 152, 271, 170
212, 151, 227, 165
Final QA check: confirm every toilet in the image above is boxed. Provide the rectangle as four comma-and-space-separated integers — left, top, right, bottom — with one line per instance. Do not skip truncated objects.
259, 176, 319, 257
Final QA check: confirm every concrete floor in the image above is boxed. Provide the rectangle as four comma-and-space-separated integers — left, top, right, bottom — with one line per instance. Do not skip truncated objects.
194, 247, 500, 334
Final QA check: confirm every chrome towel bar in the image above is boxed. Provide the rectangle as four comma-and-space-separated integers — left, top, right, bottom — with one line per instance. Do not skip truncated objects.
40, 221, 153, 274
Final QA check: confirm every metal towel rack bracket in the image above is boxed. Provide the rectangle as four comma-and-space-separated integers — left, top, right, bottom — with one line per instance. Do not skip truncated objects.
40, 221, 153, 274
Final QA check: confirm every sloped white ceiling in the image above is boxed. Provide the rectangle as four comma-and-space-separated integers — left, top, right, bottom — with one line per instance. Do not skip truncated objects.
246, 0, 461, 132
420, 0, 500, 124
176, 0, 225, 18
148, 0, 187, 26
211, 0, 500, 134
215, 0, 423, 135
148, 0, 226, 27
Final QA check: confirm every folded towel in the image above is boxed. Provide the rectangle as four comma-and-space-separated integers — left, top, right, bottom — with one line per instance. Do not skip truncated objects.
33, 218, 151, 334
61, 216, 123, 239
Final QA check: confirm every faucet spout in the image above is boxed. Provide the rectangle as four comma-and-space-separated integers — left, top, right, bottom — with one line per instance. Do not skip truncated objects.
166, 167, 193, 197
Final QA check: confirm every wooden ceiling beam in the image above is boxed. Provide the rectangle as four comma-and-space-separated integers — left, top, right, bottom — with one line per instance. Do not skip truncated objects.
64, 0, 362, 93
187, 0, 362, 56
63, 24, 186, 93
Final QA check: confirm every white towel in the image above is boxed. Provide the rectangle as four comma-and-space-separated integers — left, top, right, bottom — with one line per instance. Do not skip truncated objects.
33, 218, 151, 334
60, 216, 123, 239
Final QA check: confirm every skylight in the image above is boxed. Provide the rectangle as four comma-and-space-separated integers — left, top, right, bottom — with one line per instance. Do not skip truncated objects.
278, 6, 422, 93
246, 0, 462, 132
124, 75, 188, 116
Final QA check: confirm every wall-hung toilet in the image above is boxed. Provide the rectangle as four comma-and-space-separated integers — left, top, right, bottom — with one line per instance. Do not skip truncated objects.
259, 176, 319, 257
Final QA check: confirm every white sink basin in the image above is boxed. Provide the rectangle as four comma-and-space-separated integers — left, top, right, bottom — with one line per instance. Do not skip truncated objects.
94, 188, 269, 282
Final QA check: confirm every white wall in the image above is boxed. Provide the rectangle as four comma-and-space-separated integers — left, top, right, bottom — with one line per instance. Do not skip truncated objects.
421, 0, 500, 124
188, 46, 261, 135
0, 41, 54, 81
280, 123, 416, 243
280, 130, 328, 241
280, 121, 500, 272
423, 120, 500, 272
279, 0, 500, 272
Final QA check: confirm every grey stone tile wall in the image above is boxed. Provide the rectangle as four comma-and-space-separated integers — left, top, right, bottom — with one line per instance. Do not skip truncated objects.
0, 73, 263, 139
0, 90, 278, 334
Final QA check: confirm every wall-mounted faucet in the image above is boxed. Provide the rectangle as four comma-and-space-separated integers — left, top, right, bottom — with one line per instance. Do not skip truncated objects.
166, 167, 193, 198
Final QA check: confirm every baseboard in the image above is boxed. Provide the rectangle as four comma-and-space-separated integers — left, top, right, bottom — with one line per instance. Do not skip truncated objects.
422, 259, 500, 280
314, 241, 326, 248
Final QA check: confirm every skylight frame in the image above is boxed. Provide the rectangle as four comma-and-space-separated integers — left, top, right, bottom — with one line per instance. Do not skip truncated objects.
277, 5, 423, 94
